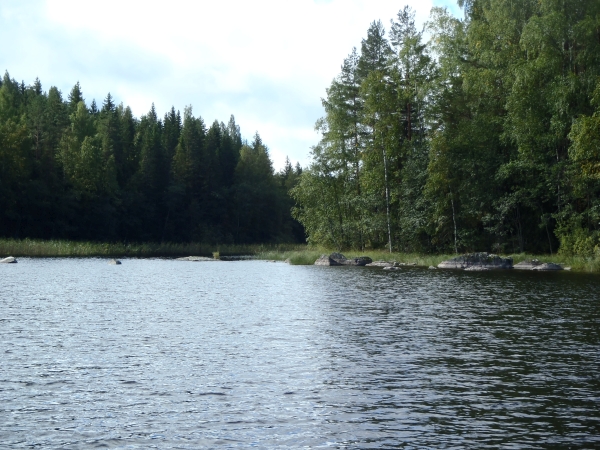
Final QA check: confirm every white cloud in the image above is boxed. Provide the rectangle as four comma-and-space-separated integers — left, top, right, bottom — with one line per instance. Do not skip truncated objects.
2, 0, 457, 170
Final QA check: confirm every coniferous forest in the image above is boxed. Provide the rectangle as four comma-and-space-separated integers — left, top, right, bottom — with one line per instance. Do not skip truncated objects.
292, 0, 600, 257
0, 75, 304, 244
2, 0, 600, 257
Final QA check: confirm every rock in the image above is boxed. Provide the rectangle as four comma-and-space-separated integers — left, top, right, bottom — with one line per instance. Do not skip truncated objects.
176, 256, 215, 261
514, 260, 564, 271
314, 253, 373, 266
366, 261, 394, 267
314, 254, 342, 266
383, 266, 400, 271
108, 259, 121, 265
438, 252, 513, 270
428, 266, 437, 270
0, 256, 17, 263
464, 266, 490, 271
513, 259, 543, 270
532, 262, 563, 271
284, 258, 291, 264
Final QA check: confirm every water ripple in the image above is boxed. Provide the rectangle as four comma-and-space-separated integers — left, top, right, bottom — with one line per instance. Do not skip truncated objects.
0, 259, 599, 448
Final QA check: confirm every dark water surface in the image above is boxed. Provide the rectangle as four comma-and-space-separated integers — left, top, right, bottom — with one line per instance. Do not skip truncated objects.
1, 259, 599, 448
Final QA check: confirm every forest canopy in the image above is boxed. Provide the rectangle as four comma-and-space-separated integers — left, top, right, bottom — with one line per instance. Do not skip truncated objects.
0, 75, 304, 244
291, 0, 600, 257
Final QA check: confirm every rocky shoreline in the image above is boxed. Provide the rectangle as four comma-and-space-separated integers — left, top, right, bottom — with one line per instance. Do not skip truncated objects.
313, 252, 570, 272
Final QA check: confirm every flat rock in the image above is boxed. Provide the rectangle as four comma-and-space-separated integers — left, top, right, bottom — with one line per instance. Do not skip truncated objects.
108, 259, 122, 265
0, 256, 17, 263
428, 266, 437, 270
383, 266, 400, 271
314, 253, 373, 266
438, 252, 513, 270
464, 265, 490, 271
513, 259, 543, 270
532, 262, 563, 271
176, 256, 215, 262
366, 260, 394, 267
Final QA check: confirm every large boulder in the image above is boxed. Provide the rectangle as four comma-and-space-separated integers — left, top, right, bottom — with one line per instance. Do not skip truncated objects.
314, 253, 373, 266
0, 256, 17, 263
438, 252, 513, 270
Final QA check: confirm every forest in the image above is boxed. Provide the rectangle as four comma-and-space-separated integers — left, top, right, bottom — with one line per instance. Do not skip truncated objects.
292, 0, 600, 257
0, 75, 304, 244
1, 0, 600, 257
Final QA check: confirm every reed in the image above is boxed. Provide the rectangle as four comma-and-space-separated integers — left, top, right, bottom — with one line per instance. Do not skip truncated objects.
2, 239, 598, 272
0, 239, 293, 258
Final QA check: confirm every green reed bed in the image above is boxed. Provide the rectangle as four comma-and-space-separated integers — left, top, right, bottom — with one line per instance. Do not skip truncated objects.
0, 239, 284, 258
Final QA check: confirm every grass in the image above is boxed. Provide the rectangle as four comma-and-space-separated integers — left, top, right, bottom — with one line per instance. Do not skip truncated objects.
2, 238, 599, 272
0, 238, 299, 258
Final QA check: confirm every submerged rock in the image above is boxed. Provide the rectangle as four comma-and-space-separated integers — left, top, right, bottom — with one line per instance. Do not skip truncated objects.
464, 265, 490, 271
314, 253, 373, 266
176, 256, 215, 262
0, 256, 17, 263
438, 252, 513, 270
532, 262, 563, 271
108, 259, 121, 265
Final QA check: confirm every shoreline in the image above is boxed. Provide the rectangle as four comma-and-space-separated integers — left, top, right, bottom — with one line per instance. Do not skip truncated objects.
1, 239, 598, 273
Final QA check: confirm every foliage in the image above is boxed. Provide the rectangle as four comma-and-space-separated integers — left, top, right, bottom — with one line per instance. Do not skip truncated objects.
0, 73, 304, 244
292, 1, 600, 258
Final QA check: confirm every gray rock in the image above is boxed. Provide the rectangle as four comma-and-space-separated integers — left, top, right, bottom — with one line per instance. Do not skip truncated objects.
513, 259, 543, 270
428, 265, 437, 270
438, 252, 513, 270
108, 259, 122, 265
464, 265, 490, 271
314, 254, 342, 266
176, 256, 215, 261
383, 266, 400, 271
314, 253, 373, 266
532, 262, 563, 271
0, 256, 17, 263
366, 261, 394, 267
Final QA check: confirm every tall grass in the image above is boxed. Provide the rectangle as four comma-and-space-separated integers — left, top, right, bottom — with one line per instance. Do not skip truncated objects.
0, 239, 301, 258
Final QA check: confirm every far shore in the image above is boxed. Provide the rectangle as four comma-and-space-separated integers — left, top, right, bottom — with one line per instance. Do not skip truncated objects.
1, 238, 599, 273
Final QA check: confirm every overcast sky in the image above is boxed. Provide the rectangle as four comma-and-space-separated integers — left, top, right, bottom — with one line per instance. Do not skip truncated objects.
1, 0, 458, 170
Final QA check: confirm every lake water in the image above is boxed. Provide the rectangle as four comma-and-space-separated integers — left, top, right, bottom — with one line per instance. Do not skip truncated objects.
1, 258, 599, 448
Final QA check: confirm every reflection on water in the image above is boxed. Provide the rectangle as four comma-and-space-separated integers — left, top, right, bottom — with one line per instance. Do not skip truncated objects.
1, 259, 599, 448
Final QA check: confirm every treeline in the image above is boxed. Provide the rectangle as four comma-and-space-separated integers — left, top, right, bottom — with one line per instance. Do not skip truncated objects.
0, 74, 304, 244
292, 0, 600, 256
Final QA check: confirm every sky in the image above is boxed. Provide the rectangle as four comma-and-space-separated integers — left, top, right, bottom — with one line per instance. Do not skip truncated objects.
1, 0, 459, 171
